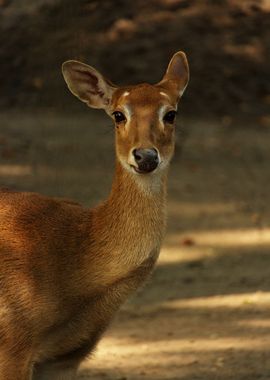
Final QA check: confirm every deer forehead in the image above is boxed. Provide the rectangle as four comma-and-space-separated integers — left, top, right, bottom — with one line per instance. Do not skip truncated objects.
127, 105, 164, 120
114, 85, 174, 117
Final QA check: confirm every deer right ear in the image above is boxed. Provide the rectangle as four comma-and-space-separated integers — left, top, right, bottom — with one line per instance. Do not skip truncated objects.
62, 60, 116, 110
159, 51, 189, 99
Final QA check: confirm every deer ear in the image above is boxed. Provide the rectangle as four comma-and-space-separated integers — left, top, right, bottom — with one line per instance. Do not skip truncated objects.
159, 51, 189, 98
62, 60, 116, 110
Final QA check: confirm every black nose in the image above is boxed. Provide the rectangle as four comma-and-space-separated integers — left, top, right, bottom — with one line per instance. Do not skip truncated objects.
132, 148, 159, 173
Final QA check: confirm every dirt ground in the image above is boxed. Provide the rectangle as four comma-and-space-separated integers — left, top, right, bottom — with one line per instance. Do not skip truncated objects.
0, 109, 269, 379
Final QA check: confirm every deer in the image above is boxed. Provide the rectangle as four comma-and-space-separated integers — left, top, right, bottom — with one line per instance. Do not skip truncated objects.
0, 51, 189, 379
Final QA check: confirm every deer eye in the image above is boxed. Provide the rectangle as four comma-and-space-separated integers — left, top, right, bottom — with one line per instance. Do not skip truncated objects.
112, 111, 126, 123
163, 110, 177, 124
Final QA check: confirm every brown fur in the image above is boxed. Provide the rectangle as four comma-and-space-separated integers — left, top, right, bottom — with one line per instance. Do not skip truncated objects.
0, 52, 189, 379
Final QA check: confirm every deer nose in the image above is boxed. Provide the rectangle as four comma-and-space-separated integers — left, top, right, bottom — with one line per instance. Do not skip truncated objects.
132, 148, 159, 173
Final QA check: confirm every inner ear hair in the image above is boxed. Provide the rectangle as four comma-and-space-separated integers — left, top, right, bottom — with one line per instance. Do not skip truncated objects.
159, 51, 189, 98
62, 60, 116, 110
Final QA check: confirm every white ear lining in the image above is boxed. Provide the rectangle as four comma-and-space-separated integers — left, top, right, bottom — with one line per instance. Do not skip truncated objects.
179, 82, 188, 97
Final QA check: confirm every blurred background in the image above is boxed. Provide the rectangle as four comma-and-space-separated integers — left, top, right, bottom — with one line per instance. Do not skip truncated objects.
0, 1, 270, 379
0, 0, 270, 122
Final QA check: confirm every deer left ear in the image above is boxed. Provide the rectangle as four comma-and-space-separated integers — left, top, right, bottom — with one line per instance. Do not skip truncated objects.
62, 60, 116, 110
159, 51, 189, 99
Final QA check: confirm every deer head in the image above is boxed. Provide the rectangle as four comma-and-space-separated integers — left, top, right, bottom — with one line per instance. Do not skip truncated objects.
62, 52, 189, 176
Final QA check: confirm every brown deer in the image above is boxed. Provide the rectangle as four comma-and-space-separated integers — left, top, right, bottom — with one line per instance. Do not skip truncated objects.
0, 51, 189, 379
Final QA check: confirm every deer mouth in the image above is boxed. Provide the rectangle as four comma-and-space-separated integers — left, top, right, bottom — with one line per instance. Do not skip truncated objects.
130, 163, 158, 174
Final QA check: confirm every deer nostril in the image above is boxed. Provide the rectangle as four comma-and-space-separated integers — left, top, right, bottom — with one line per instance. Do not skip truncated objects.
133, 149, 144, 163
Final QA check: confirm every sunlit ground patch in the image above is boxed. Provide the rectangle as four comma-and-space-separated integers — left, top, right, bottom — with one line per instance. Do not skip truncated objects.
166, 228, 270, 248
0, 164, 32, 176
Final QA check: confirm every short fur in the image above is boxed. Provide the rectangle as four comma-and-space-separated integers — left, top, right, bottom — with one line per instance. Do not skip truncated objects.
0, 52, 189, 379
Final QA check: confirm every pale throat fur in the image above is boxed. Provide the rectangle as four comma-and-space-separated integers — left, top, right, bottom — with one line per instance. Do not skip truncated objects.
86, 160, 168, 286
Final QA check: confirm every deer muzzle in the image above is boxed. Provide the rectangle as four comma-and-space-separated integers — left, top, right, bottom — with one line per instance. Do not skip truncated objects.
132, 148, 159, 174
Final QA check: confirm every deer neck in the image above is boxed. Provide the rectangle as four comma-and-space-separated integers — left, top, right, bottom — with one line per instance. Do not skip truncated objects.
90, 160, 168, 283
109, 160, 167, 209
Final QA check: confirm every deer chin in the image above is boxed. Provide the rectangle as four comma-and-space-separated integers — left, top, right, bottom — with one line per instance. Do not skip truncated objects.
130, 165, 158, 175
117, 157, 156, 176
